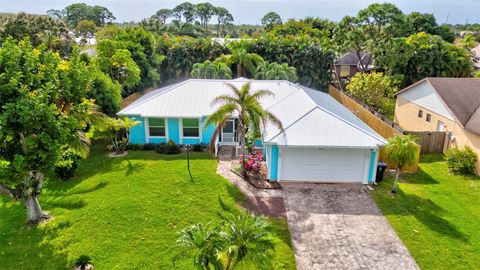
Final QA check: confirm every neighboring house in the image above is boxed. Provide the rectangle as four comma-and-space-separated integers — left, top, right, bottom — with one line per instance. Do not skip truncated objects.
394, 78, 480, 175
472, 45, 480, 70
334, 52, 373, 78
118, 78, 386, 184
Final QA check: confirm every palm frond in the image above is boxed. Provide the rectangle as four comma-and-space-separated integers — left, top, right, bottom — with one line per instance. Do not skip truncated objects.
204, 103, 236, 128
210, 94, 238, 106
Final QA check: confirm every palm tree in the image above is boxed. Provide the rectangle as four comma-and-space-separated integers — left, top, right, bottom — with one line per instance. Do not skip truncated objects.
385, 134, 418, 193
459, 34, 476, 50
218, 214, 275, 270
191, 60, 232, 79
175, 223, 223, 270
217, 41, 264, 78
255, 62, 298, 82
204, 82, 283, 175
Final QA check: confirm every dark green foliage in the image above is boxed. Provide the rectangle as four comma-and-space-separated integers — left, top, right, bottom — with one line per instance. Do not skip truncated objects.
158, 35, 227, 83
63, 3, 115, 27
154, 143, 167, 154
252, 34, 334, 89
127, 144, 142, 151
97, 26, 164, 96
142, 143, 156, 151
261, 11, 282, 30
375, 32, 472, 86
54, 148, 82, 180
401, 12, 455, 42
88, 71, 122, 115
0, 12, 74, 56
192, 144, 203, 152
445, 147, 478, 175
165, 140, 181, 154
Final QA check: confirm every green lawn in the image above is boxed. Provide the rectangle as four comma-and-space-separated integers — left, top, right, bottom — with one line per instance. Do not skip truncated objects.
372, 154, 480, 270
0, 145, 295, 269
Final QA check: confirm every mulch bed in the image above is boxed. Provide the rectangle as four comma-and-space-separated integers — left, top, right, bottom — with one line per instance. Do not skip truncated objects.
230, 161, 282, 190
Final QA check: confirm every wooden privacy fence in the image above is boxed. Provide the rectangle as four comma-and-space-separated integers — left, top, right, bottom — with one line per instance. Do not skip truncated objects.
405, 131, 447, 154
328, 85, 420, 172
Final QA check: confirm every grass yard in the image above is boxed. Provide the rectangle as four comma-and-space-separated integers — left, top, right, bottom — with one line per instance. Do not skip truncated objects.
0, 145, 295, 269
372, 154, 480, 270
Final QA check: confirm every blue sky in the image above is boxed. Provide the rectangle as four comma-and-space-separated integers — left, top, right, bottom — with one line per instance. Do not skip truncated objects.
1, 0, 479, 24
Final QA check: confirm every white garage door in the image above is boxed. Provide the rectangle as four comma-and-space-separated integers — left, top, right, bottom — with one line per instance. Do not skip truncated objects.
280, 148, 368, 183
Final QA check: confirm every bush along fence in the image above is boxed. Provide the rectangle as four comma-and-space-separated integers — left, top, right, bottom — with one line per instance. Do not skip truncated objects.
328, 85, 420, 172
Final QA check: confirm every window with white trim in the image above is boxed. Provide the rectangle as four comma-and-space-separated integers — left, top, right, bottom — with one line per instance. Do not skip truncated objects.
182, 118, 199, 137
149, 118, 165, 137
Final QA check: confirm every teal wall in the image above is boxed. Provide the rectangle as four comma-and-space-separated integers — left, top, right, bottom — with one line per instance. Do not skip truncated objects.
149, 137, 167, 144
168, 118, 180, 144
368, 149, 378, 183
128, 116, 146, 144
269, 145, 279, 181
182, 138, 200, 144
201, 116, 215, 145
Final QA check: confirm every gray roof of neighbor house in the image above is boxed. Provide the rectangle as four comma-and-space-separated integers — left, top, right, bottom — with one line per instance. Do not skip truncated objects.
396, 78, 480, 135
336, 52, 372, 67
119, 78, 386, 148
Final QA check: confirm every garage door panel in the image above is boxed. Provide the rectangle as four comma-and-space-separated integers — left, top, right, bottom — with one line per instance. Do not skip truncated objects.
280, 148, 367, 182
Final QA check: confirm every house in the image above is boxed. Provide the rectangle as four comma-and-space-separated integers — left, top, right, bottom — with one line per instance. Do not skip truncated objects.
334, 51, 373, 78
394, 78, 480, 174
118, 78, 386, 184
472, 45, 480, 71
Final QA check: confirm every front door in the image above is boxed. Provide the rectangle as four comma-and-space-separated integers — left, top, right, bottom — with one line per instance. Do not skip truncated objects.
221, 119, 236, 144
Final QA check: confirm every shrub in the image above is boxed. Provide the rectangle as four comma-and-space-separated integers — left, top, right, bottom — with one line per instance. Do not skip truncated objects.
192, 144, 203, 152
240, 150, 263, 174
346, 72, 397, 114
54, 148, 82, 180
165, 140, 180, 154
445, 146, 478, 175
128, 144, 141, 151
154, 143, 167, 154
142, 143, 156, 151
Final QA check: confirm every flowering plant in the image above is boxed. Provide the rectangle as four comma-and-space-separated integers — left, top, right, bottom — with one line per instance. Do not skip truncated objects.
239, 150, 263, 174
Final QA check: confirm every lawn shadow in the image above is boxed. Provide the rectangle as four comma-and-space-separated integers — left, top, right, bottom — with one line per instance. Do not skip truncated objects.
0, 199, 72, 268
48, 181, 108, 197
47, 197, 87, 210
396, 168, 439, 185
380, 187, 468, 242
125, 160, 145, 176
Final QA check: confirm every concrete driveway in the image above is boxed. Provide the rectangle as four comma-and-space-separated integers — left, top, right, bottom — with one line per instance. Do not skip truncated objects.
282, 183, 419, 270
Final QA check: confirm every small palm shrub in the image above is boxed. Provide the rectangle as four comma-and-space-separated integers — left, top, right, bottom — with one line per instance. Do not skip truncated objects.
54, 148, 82, 180
175, 213, 275, 269
165, 140, 181, 154
445, 146, 478, 175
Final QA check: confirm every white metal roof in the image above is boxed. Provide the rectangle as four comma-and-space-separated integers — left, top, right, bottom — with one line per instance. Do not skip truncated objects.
118, 79, 386, 148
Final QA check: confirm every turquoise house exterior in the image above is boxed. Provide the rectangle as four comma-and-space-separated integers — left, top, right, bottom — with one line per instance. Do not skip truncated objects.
126, 115, 217, 145
118, 79, 386, 184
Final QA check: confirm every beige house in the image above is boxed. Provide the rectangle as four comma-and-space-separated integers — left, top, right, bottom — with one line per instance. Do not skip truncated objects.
394, 78, 480, 175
